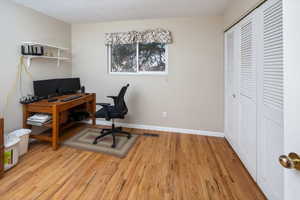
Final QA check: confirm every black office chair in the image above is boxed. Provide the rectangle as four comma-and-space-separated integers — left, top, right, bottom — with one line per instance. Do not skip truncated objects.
93, 84, 132, 148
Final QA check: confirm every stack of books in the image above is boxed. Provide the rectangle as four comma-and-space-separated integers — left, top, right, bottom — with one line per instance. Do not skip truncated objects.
27, 114, 52, 126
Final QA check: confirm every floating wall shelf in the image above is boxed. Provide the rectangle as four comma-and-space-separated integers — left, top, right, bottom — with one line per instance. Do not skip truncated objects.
22, 42, 69, 51
21, 42, 71, 68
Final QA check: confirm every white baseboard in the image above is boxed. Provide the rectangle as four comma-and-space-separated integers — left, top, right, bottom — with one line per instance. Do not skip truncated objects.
87, 119, 224, 138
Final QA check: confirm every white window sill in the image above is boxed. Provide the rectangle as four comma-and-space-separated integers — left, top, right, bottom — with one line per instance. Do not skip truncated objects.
109, 72, 168, 76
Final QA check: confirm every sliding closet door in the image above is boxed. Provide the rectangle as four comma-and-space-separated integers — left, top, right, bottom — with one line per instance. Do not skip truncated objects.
225, 29, 239, 150
238, 13, 258, 179
257, 0, 284, 199
225, 12, 258, 181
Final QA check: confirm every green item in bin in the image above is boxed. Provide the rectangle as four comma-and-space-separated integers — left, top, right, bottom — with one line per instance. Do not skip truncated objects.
4, 150, 13, 165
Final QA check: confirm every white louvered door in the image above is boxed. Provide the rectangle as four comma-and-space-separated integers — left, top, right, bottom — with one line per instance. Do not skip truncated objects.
225, 0, 285, 198
225, 29, 239, 151
257, 0, 284, 199
238, 13, 258, 180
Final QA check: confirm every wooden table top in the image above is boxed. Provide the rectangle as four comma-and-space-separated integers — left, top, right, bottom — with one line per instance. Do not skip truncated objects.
27, 93, 94, 107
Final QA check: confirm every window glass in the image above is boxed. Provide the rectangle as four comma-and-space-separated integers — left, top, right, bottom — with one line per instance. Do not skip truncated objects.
111, 44, 137, 73
138, 43, 166, 72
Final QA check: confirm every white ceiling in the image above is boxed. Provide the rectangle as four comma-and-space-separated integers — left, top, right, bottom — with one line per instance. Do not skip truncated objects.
12, 0, 230, 23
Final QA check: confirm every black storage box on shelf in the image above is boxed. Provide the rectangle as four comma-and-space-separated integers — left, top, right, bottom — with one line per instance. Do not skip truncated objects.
21, 45, 44, 56
69, 111, 90, 122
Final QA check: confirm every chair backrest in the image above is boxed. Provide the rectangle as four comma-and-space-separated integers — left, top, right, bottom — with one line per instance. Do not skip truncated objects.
115, 84, 129, 116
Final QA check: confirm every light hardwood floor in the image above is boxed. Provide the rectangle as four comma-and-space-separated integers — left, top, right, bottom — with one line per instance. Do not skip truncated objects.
0, 124, 266, 200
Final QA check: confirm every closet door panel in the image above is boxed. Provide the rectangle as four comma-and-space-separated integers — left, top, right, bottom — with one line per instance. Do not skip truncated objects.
239, 99, 257, 177
257, 0, 284, 199
238, 14, 257, 180
225, 30, 239, 151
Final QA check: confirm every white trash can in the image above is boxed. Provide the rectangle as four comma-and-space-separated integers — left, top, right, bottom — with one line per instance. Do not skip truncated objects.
11, 129, 31, 156
4, 135, 20, 171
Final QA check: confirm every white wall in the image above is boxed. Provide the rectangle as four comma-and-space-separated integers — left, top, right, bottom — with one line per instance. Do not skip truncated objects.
0, 0, 71, 132
223, 0, 264, 28
72, 17, 224, 132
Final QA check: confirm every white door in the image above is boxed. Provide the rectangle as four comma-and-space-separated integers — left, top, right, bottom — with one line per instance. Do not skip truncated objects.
238, 13, 258, 180
225, 0, 300, 199
282, 0, 300, 199
225, 30, 239, 150
257, 0, 284, 199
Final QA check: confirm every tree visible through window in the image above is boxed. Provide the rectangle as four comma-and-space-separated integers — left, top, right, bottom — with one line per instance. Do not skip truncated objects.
109, 43, 167, 74
111, 44, 137, 73
139, 43, 166, 72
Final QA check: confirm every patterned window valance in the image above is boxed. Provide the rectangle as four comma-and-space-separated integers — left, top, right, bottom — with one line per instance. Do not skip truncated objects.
105, 28, 172, 45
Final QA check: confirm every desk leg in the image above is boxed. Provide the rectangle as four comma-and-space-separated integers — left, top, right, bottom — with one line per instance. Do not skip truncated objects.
52, 106, 59, 150
92, 94, 96, 126
22, 105, 31, 129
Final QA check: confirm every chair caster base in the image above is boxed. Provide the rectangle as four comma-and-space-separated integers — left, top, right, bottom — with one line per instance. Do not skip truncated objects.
93, 127, 132, 148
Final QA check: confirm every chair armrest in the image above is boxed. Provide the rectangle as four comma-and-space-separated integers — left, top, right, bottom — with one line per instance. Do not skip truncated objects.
96, 103, 110, 107
107, 96, 117, 104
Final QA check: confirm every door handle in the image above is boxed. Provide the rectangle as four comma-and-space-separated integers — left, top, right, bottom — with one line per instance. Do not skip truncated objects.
279, 153, 300, 170
232, 94, 236, 98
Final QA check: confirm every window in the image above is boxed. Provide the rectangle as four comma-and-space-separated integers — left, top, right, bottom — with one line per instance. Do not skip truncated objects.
108, 43, 168, 74
110, 44, 137, 73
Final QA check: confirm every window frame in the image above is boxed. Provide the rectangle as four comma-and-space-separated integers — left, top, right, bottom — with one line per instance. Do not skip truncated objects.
107, 43, 168, 75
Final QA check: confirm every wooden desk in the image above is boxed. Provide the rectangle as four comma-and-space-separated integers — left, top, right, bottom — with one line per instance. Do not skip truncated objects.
0, 118, 4, 178
23, 94, 96, 150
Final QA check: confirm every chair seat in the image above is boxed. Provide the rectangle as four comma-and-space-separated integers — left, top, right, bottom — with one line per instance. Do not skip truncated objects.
95, 106, 124, 120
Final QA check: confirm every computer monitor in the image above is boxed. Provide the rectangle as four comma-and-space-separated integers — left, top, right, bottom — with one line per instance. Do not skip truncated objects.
59, 78, 81, 94
33, 78, 81, 98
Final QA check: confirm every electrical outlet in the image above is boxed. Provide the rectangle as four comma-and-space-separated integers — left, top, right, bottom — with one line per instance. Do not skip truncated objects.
162, 112, 167, 118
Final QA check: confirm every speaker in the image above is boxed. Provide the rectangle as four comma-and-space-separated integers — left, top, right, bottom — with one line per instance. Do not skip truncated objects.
81, 86, 85, 94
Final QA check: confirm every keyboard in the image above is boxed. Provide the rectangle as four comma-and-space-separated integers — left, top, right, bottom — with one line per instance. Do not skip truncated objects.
60, 95, 82, 102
